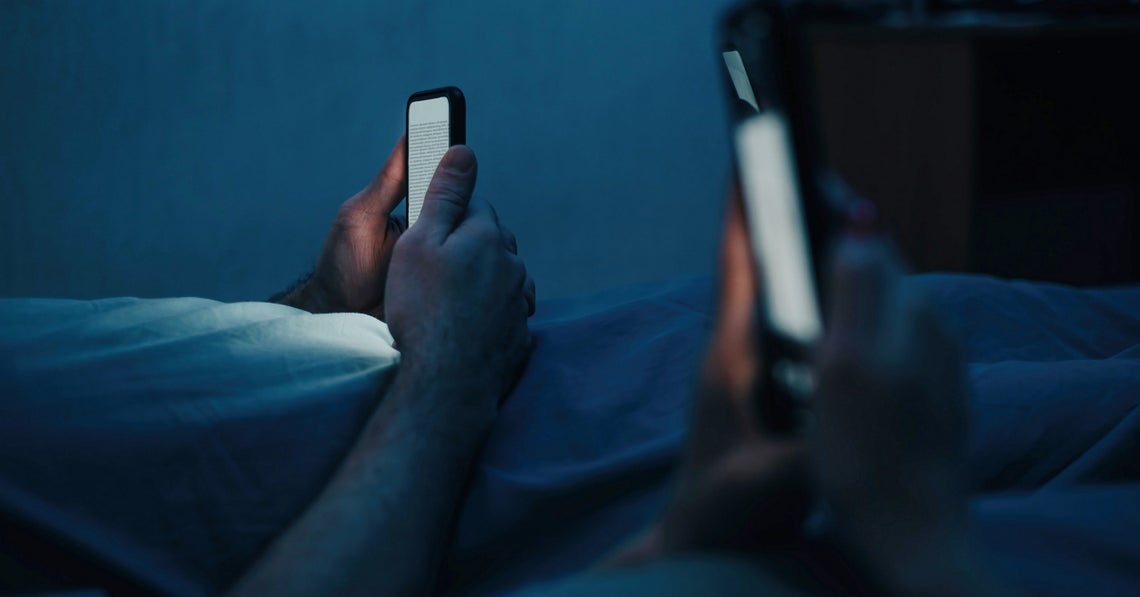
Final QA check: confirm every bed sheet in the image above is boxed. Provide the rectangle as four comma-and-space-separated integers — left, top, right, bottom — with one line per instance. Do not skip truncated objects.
453, 274, 1140, 595
2, 274, 1139, 596
0, 297, 400, 594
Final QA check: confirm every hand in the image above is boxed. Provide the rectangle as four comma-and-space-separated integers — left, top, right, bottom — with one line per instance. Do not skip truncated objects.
613, 182, 807, 564
230, 148, 534, 596
810, 236, 987, 594
384, 145, 536, 413
281, 136, 408, 318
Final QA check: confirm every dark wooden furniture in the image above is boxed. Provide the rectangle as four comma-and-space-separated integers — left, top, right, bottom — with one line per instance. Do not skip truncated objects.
806, 17, 1140, 285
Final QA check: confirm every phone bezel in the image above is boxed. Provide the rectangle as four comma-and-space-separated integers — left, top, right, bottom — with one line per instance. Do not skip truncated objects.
720, 3, 847, 431
405, 86, 467, 225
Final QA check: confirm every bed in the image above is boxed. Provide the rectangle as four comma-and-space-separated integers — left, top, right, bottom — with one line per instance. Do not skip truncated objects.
2, 273, 1139, 595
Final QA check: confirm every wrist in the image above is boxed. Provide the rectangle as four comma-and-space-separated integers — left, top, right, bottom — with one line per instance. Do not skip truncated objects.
270, 271, 333, 314
297, 279, 334, 313
277, 277, 336, 314
400, 347, 512, 398
269, 271, 315, 309
389, 358, 500, 435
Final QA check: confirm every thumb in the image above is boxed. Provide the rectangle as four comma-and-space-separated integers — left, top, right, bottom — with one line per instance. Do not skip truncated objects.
417, 145, 478, 243
693, 180, 764, 454
345, 135, 407, 219
717, 179, 760, 339
705, 179, 761, 400
825, 236, 897, 350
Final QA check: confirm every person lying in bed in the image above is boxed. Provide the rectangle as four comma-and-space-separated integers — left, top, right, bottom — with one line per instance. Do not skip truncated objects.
533, 188, 1005, 595
227, 138, 536, 595
228, 135, 1001, 595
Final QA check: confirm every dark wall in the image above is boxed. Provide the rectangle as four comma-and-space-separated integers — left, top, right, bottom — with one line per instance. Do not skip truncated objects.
0, 1, 736, 301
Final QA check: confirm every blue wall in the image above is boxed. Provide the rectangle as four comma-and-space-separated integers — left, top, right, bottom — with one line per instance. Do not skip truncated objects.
0, 1, 734, 301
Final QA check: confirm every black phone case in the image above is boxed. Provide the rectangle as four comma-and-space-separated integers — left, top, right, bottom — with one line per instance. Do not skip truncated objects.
720, 3, 851, 433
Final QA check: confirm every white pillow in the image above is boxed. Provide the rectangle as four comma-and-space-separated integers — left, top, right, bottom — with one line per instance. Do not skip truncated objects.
0, 296, 400, 593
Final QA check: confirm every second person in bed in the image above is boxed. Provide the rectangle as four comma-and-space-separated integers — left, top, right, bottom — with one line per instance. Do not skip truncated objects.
232, 134, 1001, 596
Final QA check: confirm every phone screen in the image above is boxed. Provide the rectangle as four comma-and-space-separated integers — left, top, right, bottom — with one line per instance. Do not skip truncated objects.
406, 96, 452, 227
723, 49, 824, 347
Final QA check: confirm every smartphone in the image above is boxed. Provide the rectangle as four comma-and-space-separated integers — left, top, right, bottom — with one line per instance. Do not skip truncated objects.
720, 3, 847, 432
406, 86, 466, 227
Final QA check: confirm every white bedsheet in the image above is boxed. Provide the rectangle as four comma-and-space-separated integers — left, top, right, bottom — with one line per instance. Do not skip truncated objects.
0, 296, 400, 594
0, 296, 400, 412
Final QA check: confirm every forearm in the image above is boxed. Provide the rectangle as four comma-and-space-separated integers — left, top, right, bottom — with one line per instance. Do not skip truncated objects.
227, 364, 496, 597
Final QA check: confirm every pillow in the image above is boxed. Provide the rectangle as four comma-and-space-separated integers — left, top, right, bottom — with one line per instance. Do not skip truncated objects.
0, 297, 399, 595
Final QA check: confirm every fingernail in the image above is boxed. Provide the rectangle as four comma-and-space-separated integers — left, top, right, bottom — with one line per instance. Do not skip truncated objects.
442, 146, 476, 174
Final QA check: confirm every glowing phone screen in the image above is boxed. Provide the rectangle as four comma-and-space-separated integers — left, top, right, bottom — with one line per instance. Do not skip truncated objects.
724, 49, 823, 345
407, 96, 451, 226
734, 112, 823, 346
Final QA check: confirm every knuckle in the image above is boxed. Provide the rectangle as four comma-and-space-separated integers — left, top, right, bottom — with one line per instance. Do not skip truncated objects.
429, 180, 469, 211
468, 220, 504, 246
379, 165, 402, 189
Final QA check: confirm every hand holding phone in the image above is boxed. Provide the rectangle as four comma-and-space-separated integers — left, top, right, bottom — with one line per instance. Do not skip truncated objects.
406, 87, 466, 228
720, 4, 848, 432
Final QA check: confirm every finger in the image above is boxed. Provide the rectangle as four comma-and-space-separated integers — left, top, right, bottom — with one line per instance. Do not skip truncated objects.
524, 274, 536, 317
452, 194, 498, 236
884, 282, 934, 368
416, 145, 478, 243
391, 212, 408, 234
472, 198, 517, 254
501, 254, 535, 319
702, 178, 762, 417
502, 226, 518, 255
716, 178, 760, 339
817, 239, 907, 432
354, 135, 408, 218
825, 237, 897, 350
384, 215, 405, 245
893, 283, 967, 423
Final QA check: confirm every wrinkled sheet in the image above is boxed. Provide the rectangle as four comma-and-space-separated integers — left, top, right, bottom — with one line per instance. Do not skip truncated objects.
2, 274, 1139, 596
0, 297, 401, 595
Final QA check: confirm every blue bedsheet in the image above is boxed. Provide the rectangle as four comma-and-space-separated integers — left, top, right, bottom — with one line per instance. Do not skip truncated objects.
2, 274, 1139, 595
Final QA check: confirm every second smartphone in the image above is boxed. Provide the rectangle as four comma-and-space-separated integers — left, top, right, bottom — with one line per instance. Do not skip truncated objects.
720, 3, 848, 432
